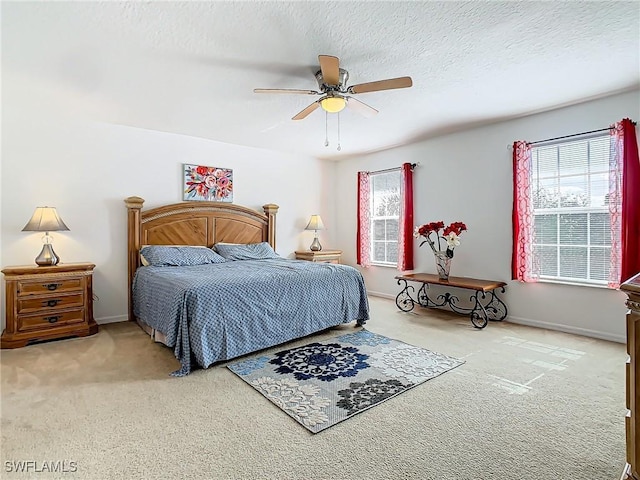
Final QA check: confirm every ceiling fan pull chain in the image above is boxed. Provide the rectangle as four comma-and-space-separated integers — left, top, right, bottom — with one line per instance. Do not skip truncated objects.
325, 111, 329, 147
337, 112, 341, 151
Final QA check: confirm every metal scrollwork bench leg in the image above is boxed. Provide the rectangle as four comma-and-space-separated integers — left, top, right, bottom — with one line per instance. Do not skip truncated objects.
469, 291, 489, 329
395, 278, 416, 312
484, 287, 508, 321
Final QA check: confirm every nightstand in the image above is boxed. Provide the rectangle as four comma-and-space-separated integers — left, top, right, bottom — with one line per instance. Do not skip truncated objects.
295, 250, 342, 264
1, 263, 98, 348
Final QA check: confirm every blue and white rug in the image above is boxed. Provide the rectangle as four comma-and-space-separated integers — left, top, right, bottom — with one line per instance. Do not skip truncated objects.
227, 329, 464, 433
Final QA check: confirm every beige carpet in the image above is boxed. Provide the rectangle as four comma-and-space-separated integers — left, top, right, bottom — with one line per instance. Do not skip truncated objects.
0, 297, 626, 480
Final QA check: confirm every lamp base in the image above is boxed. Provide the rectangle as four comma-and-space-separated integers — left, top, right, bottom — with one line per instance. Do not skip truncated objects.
35, 244, 60, 266
310, 237, 322, 252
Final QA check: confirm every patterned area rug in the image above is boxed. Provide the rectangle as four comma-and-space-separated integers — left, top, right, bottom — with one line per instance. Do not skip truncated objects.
227, 329, 464, 433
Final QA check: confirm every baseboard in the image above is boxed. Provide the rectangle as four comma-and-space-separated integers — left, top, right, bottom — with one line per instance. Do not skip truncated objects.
368, 291, 625, 344
502, 315, 625, 344
95, 314, 128, 325
368, 291, 396, 300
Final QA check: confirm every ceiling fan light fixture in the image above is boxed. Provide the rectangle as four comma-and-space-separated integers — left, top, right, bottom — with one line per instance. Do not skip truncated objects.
320, 96, 346, 113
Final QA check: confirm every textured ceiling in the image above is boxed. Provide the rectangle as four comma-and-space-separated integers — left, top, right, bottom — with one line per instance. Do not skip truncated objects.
3, 1, 639, 160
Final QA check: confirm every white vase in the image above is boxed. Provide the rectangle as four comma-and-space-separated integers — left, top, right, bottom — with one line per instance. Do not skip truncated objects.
434, 251, 451, 280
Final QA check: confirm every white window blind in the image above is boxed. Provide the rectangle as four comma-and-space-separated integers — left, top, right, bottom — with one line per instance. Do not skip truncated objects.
531, 134, 611, 284
370, 170, 400, 265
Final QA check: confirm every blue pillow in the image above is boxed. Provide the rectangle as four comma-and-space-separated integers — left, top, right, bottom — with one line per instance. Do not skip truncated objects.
140, 246, 226, 266
214, 242, 280, 261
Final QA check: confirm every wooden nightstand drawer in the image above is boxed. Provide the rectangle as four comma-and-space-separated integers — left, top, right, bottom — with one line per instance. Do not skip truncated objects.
18, 309, 85, 332
18, 277, 83, 296
18, 293, 84, 315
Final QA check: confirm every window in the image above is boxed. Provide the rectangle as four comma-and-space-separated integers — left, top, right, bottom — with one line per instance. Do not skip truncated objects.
357, 163, 414, 270
370, 170, 400, 265
531, 135, 611, 285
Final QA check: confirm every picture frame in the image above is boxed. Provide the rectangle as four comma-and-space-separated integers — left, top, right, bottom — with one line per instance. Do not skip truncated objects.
183, 164, 233, 202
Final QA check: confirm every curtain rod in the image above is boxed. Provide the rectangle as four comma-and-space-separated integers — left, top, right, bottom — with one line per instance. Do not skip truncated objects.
368, 163, 418, 175
507, 120, 638, 150
527, 127, 614, 146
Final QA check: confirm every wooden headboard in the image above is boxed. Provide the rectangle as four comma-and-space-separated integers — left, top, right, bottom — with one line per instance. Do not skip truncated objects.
124, 196, 279, 321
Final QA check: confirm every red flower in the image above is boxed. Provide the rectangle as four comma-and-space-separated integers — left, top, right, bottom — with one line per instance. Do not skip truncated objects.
443, 222, 467, 236
414, 220, 467, 257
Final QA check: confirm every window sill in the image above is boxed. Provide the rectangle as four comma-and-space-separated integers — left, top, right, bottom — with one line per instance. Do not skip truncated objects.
537, 278, 610, 289
370, 262, 398, 269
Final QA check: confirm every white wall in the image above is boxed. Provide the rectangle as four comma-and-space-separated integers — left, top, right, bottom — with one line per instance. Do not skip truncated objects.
1, 63, 636, 343
334, 90, 640, 343
1, 107, 334, 325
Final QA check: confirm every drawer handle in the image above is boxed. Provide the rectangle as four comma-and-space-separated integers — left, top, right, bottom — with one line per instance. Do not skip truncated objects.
44, 316, 61, 323
44, 283, 61, 291
43, 299, 60, 307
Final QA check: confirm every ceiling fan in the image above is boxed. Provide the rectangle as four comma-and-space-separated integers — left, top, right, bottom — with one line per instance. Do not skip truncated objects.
254, 55, 413, 120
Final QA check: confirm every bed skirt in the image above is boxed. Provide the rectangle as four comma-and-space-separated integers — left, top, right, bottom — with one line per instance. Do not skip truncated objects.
137, 318, 169, 346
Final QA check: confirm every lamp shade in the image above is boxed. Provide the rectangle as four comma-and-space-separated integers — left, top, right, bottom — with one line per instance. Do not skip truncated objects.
22, 207, 69, 232
305, 215, 325, 231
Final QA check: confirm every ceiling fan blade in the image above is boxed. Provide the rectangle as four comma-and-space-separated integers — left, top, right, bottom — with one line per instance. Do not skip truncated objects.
346, 97, 378, 118
349, 76, 413, 94
292, 101, 320, 120
254, 88, 319, 95
318, 55, 340, 85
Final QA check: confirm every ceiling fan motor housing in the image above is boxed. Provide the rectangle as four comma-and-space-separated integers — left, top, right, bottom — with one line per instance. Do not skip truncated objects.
315, 68, 349, 92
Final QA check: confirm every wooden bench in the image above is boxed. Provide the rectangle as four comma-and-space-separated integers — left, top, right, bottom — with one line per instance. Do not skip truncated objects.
394, 273, 508, 329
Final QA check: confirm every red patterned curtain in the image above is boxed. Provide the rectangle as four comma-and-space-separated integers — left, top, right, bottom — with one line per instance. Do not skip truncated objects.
397, 163, 414, 271
612, 118, 640, 284
609, 123, 623, 287
512, 141, 538, 282
357, 171, 371, 267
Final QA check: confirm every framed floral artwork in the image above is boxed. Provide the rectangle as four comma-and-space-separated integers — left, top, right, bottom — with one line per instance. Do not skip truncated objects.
183, 164, 233, 202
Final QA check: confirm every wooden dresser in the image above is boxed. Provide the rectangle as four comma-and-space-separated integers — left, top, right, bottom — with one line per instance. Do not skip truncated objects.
1, 263, 98, 348
295, 250, 342, 264
622, 272, 640, 480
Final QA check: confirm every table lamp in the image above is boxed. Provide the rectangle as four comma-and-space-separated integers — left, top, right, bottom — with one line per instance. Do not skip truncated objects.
305, 215, 325, 251
22, 207, 69, 266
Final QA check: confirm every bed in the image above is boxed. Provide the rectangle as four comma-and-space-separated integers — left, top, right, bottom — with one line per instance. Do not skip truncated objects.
124, 197, 370, 375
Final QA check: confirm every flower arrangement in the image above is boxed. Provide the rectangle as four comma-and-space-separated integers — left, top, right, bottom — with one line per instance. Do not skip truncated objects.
414, 221, 468, 258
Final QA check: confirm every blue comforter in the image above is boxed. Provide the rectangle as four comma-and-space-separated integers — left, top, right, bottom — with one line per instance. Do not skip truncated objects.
132, 258, 369, 375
